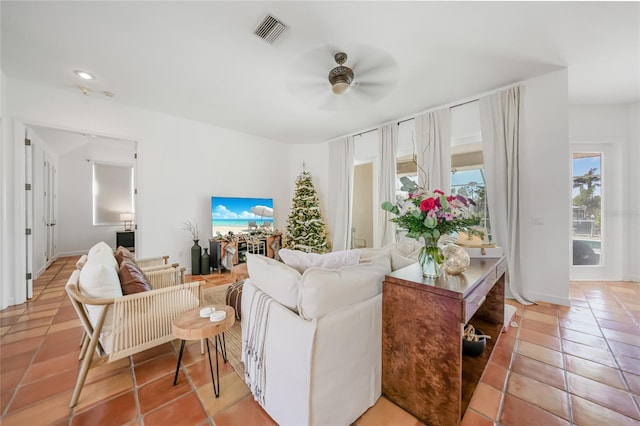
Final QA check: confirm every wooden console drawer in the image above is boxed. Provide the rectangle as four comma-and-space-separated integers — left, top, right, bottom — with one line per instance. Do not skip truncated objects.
464, 278, 493, 324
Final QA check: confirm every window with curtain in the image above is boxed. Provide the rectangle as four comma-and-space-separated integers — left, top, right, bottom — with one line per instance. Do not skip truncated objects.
450, 100, 490, 240
92, 162, 134, 225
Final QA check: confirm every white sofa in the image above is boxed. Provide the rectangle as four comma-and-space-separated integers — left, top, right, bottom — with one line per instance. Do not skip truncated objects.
240, 243, 420, 426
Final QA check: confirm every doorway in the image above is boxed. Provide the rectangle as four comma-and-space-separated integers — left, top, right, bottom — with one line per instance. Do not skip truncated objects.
24, 124, 137, 284
570, 143, 623, 280
352, 163, 373, 248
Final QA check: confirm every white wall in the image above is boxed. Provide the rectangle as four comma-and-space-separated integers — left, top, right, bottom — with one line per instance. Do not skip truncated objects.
1, 70, 13, 309
569, 103, 640, 282
519, 69, 570, 305
3, 77, 292, 308
628, 103, 640, 281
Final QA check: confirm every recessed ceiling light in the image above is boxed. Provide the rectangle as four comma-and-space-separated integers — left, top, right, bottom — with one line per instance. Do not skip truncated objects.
74, 70, 95, 80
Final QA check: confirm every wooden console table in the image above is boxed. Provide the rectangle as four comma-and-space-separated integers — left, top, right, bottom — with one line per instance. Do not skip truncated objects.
382, 257, 507, 426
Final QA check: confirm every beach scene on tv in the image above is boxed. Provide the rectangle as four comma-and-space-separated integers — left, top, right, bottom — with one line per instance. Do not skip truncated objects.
211, 196, 274, 236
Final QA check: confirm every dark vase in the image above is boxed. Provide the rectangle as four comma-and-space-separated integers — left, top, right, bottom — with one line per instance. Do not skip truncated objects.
191, 240, 201, 275
201, 248, 210, 275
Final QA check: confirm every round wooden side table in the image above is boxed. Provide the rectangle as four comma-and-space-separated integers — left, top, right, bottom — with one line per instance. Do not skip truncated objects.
172, 305, 235, 397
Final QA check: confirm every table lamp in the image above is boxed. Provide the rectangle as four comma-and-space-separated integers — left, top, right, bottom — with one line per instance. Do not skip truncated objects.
120, 213, 135, 231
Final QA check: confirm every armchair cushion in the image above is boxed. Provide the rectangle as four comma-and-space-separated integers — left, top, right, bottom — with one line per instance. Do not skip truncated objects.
118, 261, 152, 295
79, 260, 123, 354
246, 254, 301, 310
86, 248, 118, 272
279, 248, 361, 273
88, 241, 113, 257
115, 246, 136, 266
297, 254, 391, 320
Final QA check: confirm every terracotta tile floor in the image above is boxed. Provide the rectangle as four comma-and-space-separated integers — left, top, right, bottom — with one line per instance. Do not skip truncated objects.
1, 257, 639, 425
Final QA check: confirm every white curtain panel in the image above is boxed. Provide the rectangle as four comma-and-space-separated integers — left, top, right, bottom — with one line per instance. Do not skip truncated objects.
414, 108, 452, 193
328, 136, 354, 251
479, 86, 531, 304
378, 123, 398, 247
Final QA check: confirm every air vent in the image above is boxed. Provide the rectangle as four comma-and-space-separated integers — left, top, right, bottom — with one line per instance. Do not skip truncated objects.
253, 14, 287, 45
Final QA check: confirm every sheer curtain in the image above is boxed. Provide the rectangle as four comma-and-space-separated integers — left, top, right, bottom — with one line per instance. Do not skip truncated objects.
328, 136, 354, 251
414, 108, 452, 193
480, 86, 531, 304
378, 123, 398, 247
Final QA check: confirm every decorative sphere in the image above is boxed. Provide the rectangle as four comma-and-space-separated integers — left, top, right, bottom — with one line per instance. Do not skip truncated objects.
442, 244, 470, 275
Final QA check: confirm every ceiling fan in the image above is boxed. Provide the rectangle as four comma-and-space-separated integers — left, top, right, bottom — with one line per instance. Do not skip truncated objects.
328, 52, 354, 95
286, 44, 398, 110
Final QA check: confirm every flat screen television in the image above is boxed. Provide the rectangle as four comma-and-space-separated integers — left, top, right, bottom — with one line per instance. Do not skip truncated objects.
211, 196, 274, 237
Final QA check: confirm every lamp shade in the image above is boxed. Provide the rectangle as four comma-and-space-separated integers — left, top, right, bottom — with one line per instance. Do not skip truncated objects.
120, 213, 135, 222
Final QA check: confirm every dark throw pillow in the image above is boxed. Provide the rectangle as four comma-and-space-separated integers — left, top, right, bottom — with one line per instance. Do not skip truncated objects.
118, 260, 152, 295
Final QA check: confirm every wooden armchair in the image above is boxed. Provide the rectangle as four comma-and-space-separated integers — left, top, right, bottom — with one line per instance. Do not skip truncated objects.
66, 269, 203, 407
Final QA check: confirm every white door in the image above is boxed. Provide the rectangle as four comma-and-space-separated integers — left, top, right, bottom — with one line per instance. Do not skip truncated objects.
570, 143, 623, 280
44, 156, 57, 264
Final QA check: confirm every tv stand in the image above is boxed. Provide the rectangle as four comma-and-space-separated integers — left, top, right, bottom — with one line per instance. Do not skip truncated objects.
209, 233, 281, 272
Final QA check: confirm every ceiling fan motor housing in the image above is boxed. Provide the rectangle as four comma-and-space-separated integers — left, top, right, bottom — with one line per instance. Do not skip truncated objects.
328, 53, 354, 94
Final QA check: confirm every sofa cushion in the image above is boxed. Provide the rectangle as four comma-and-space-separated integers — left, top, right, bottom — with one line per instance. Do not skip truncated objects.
297, 254, 391, 320
115, 246, 136, 266
79, 260, 123, 354
279, 249, 361, 273
246, 254, 301, 311
118, 261, 152, 295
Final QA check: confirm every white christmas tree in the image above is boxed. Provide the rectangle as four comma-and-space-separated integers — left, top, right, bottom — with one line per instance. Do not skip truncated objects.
284, 170, 330, 253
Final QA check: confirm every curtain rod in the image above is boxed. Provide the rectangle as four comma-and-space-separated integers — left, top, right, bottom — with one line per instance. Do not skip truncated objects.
332, 82, 519, 142
350, 98, 480, 139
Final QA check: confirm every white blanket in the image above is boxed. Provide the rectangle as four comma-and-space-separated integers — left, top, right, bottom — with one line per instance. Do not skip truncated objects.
242, 289, 273, 405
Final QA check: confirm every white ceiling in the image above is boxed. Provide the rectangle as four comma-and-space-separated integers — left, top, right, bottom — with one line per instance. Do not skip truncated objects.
2, 1, 639, 144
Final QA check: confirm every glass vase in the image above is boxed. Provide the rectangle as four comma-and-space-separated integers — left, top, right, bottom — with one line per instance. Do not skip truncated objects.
419, 243, 443, 279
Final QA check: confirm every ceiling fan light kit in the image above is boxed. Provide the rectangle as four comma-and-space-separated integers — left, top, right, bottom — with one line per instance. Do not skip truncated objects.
328, 52, 354, 95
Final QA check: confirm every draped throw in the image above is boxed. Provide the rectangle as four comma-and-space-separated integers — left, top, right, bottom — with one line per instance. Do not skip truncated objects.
329, 136, 354, 251
378, 123, 398, 247
479, 86, 531, 304
414, 108, 452, 194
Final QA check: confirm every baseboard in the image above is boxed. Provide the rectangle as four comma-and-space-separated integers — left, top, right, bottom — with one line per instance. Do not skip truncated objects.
623, 274, 640, 282
55, 250, 86, 258
526, 291, 570, 307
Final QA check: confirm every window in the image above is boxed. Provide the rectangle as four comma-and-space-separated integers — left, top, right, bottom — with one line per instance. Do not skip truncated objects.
450, 168, 489, 235
92, 162, 134, 225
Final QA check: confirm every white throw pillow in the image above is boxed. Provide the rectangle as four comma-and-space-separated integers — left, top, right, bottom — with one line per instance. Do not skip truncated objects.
279, 249, 361, 273
88, 248, 118, 272
359, 245, 393, 263
246, 254, 301, 311
88, 241, 113, 257
79, 260, 123, 354
395, 238, 422, 257
297, 254, 391, 320
390, 249, 418, 271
